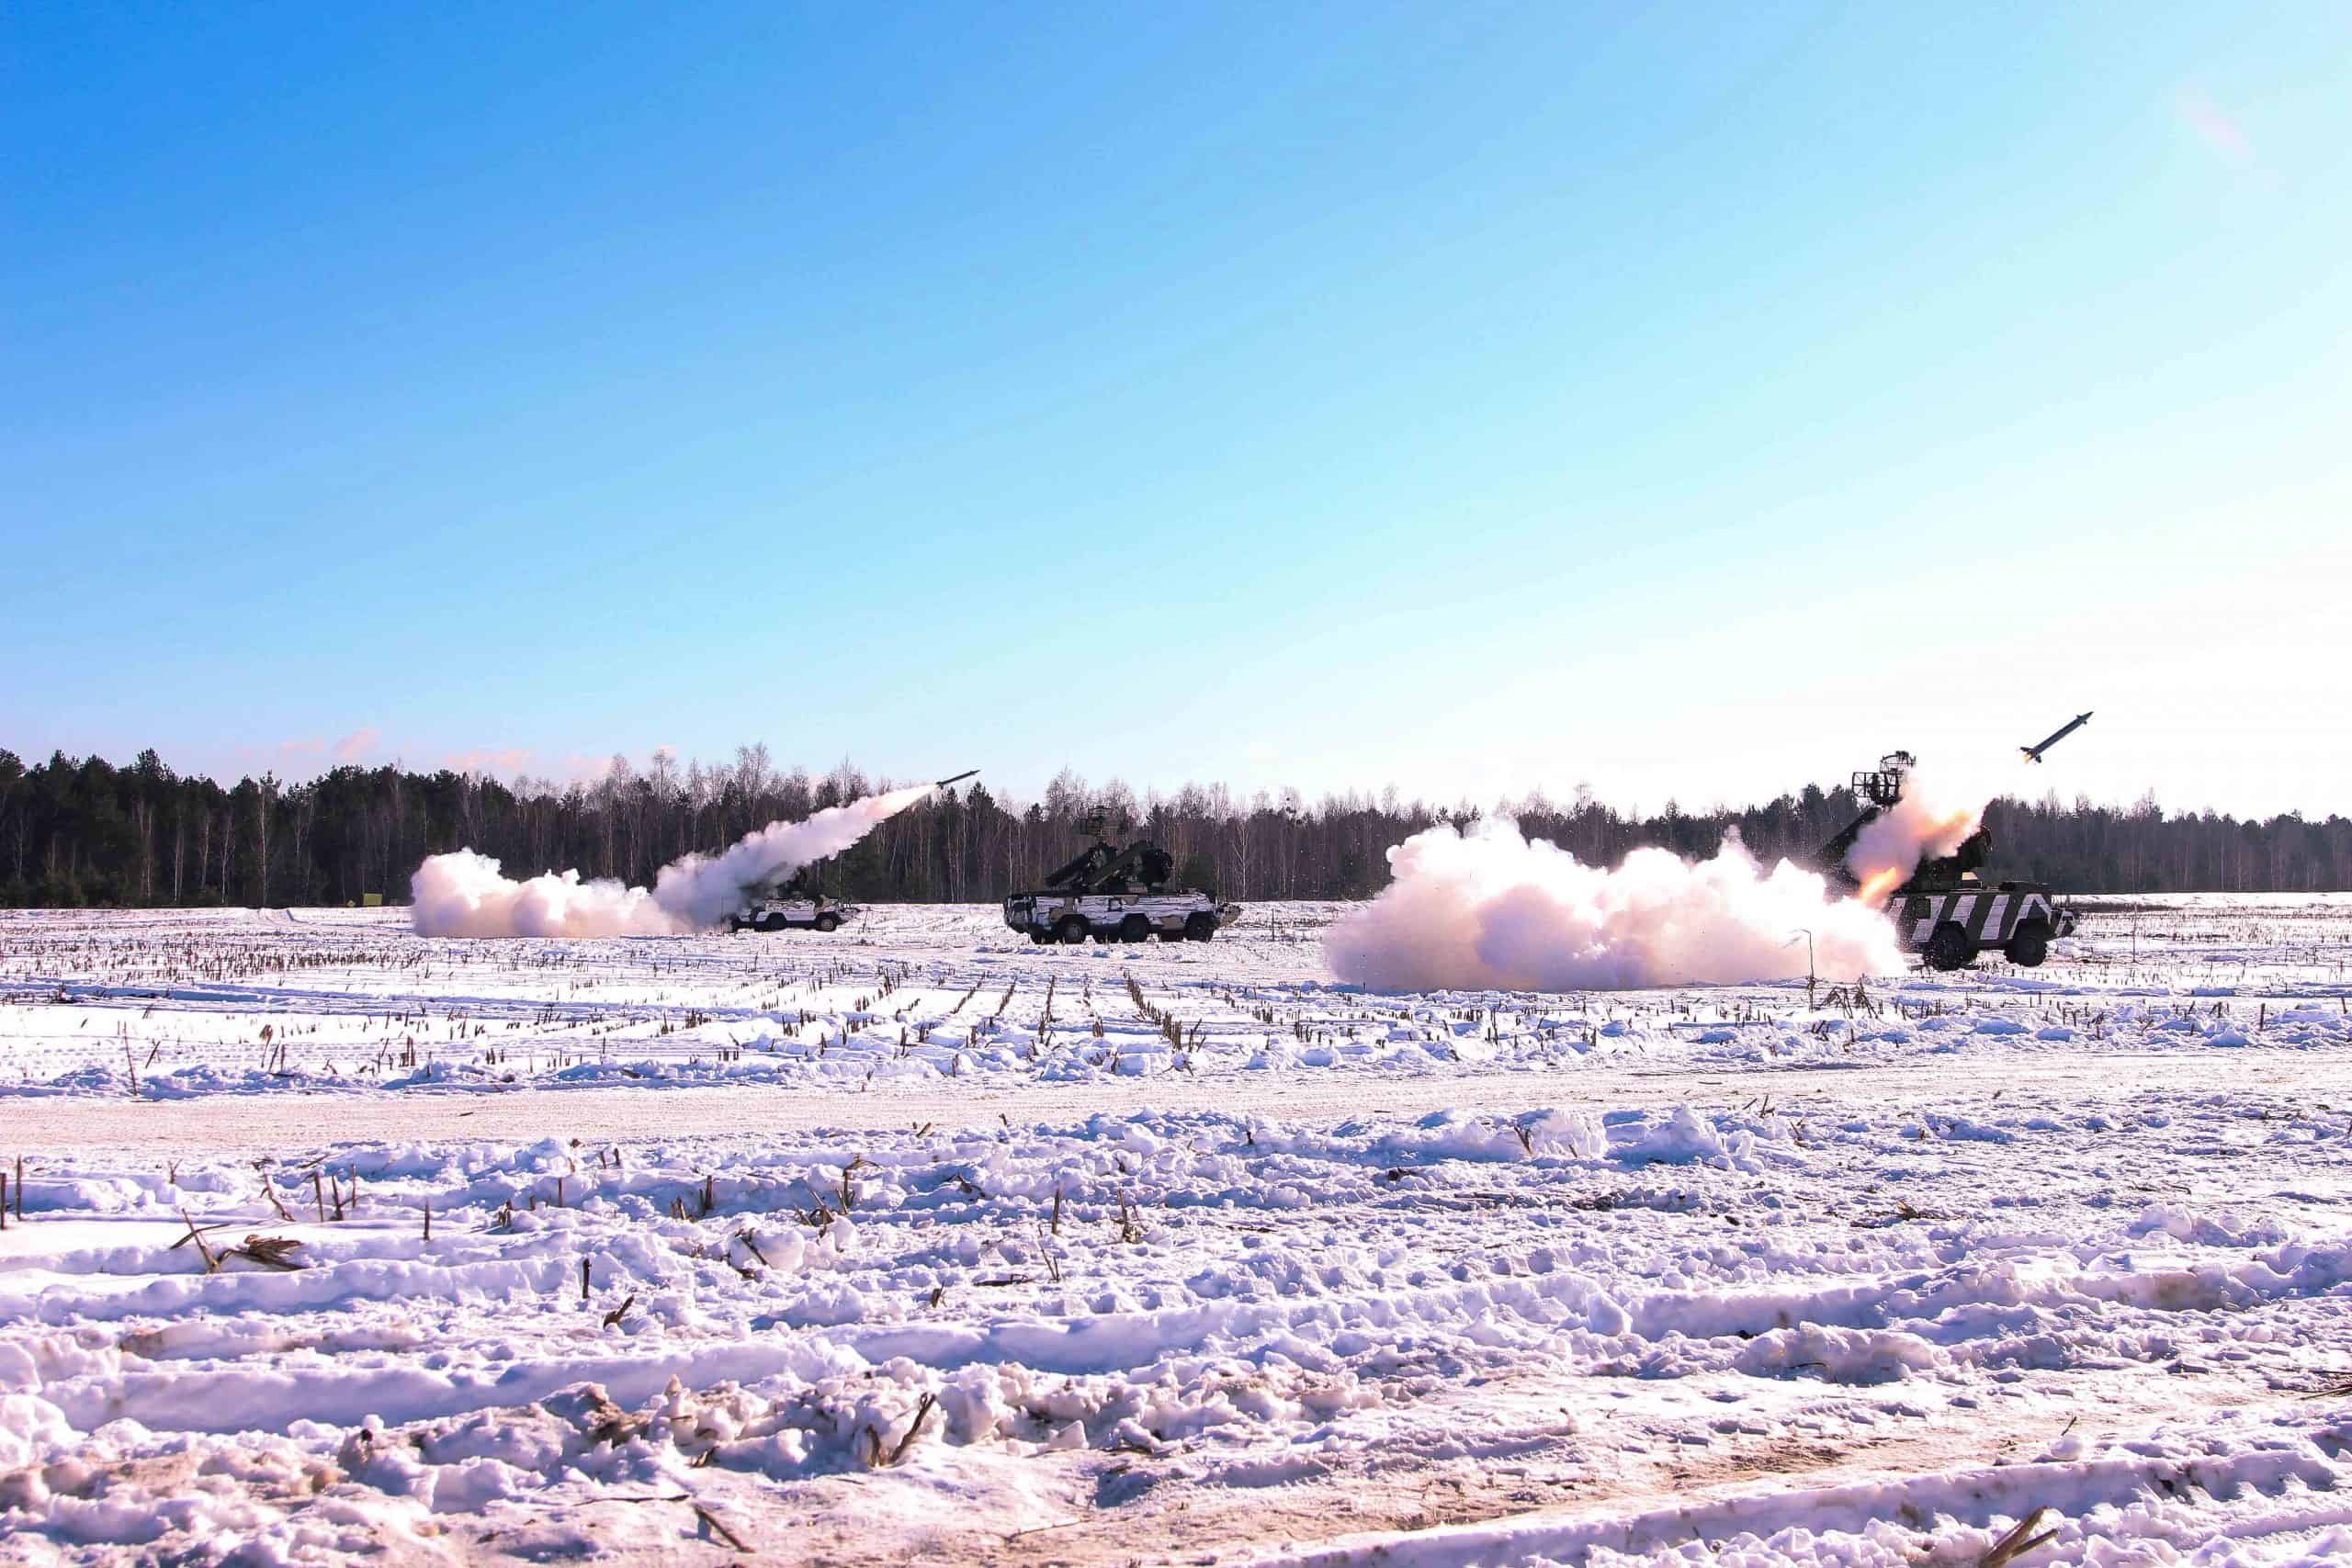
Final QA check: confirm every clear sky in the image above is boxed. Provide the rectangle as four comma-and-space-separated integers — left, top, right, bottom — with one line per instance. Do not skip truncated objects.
6, 4, 2346, 817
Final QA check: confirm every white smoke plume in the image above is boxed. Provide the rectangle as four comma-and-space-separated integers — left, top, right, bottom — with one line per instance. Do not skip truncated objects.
1326, 819, 1905, 992
409, 854, 677, 938
410, 784, 936, 938
1843, 766, 1988, 903
648, 784, 936, 930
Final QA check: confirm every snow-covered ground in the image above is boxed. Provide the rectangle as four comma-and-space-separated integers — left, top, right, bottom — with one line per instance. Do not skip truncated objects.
5, 897, 2352, 1564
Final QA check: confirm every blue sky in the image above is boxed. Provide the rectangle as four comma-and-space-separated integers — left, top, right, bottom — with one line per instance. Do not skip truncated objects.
6, 3, 2346, 816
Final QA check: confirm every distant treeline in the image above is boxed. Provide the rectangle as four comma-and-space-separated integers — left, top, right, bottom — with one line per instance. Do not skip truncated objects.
4, 744, 2347, 909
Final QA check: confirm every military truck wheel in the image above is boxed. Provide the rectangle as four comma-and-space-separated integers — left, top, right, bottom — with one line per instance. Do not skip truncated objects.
1119, 914, 1151, 943
1923, 922, 1973, 972
2004, 921, 2051, 967
1056, 916, 1090, 944
760, 914, 786, 933
1028, 931, 1050, 944
727, 917, 742, 933
814, 913, 840, 933
1184, 913, 1217, 942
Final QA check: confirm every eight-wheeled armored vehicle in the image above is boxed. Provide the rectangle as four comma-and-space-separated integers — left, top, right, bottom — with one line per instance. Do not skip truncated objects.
1818, 751, 2076, 972
1004, 817, 1241, 943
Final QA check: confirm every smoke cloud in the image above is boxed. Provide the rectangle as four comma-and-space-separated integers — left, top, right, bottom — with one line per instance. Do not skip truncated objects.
1326, 819, 1905, 992
410, 784, 936, 938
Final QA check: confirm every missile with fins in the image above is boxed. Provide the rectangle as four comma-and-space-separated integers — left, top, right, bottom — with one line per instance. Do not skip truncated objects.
933, 769, 980, 788
2020, 712, 2091, 763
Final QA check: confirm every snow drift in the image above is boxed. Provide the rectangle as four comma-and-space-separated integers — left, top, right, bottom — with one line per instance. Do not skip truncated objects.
1326, 819, 1904, 991
410, 784, 934, 937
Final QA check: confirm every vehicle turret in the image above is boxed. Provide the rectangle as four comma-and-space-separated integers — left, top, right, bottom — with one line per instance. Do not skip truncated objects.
1004, 810, 1238, 944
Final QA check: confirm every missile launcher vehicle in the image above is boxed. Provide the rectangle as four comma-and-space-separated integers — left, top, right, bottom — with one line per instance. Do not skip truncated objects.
1819, 750, 2075, 972
1005, 813, 1241, 944
729, 893, 854, 933
729, 869, 856, 934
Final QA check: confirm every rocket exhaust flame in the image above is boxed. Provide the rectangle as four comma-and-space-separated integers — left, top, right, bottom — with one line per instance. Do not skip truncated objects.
1841, 769, 1984, 900
1855, 865, 1905, 906
410, 784, 938, 938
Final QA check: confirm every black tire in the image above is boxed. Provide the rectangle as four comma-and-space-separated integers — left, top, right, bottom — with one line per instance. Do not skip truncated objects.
760, 914, 786, 933
1029, 931, 1051, 945
1184, 912, 1217, 942
2003, 921, 2051, 967
1119, 914, 1151, 943
1056, 916, 1090, 945
727, 917, 743, 934
1923, 921, 1974, 972
814, 913, 840, 933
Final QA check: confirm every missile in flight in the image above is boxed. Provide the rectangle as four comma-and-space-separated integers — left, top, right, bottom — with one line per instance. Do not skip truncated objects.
2020, 713, 2092, 764
934, 769, 980, 788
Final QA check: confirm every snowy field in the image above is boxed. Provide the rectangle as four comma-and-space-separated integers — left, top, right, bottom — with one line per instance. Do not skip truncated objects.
5, 897, 2352, 1564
